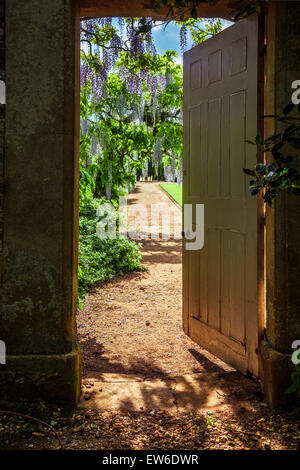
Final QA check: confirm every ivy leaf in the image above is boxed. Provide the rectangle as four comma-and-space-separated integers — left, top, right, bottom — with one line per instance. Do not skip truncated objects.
265, 163, 275, 171
255, 133, 263, 145
263, 133, 281, 144
243, 168, 256, 176
283, 101, 295, 115
285, 382, 299, 394
251, 186, 261, 195
137, 25, 152, 34
255, 163, 267, 174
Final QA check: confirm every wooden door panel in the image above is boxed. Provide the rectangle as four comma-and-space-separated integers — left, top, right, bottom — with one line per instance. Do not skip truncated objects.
183, 17, 259, 376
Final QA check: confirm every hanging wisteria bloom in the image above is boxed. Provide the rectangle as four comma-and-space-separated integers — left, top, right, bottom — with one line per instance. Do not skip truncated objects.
79, 16, 183, 198
80, 17, 168, 101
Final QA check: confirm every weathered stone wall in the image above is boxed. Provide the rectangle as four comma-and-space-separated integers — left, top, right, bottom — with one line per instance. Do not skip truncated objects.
0, 0, 81, 404
0, 0, 5, 290
262, 1, 300, 408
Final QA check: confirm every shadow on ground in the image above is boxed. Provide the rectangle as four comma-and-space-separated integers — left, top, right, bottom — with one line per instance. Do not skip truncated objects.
141, 239, 182, 265
79, 334, 262, 415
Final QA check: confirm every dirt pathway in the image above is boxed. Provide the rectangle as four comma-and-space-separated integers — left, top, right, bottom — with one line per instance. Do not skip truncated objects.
77, 183, 264, 413
78, 182, 231, 380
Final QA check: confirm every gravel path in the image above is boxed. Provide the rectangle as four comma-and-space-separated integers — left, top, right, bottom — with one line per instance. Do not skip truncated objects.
77, 182, 232, 379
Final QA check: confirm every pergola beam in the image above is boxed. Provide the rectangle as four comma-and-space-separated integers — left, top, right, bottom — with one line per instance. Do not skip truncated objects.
79, 0, 241, 20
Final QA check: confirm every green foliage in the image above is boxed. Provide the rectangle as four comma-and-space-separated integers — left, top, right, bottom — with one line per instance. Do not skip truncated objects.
78, 18, 185, 300
78, 16, 223, 300
80, 17, 226, 201
285, 361, 300, 415
80, 55, 183, 201
117, 49, 177, 75
81, 24, 118, 50
152, 0, 265, 22
286, 363, 300, 396
78, 196, 144, 299
176, 18, 222, 45
243, 102, 300, 206
37, 401, 47, 417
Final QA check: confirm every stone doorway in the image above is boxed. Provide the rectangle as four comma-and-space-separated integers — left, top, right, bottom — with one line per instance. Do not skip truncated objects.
1, 1, 299, 409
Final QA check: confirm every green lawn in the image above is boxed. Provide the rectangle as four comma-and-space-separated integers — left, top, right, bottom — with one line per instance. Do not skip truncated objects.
160, 183, 182, 207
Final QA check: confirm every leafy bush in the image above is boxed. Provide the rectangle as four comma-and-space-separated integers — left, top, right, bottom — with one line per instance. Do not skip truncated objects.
78, 196, 144, 299
285, 362, 300, 412
243, 102, 300, 205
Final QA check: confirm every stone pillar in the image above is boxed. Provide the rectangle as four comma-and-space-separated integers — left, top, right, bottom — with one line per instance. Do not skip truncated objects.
262, 1, 300, 407
0, 0, 5, 275
0, 0, 81, 403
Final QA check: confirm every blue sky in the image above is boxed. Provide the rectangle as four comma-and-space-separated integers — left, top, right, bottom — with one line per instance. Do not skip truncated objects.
152, 20, 232, 64
106, 19, 232, 65
152, 22, 192, 63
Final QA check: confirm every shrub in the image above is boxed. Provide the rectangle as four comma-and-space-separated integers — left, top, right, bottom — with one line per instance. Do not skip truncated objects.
243, 101, 300, 205
78, 196, 144, 299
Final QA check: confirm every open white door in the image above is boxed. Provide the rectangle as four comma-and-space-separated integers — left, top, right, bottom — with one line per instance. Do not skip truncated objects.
183, 17, 259, 376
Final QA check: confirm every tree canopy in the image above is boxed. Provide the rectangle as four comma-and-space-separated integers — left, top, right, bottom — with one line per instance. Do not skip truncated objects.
79, 18, 225, 201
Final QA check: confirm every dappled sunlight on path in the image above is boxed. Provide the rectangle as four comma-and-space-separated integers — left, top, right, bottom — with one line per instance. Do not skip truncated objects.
77, 182, 262, 416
